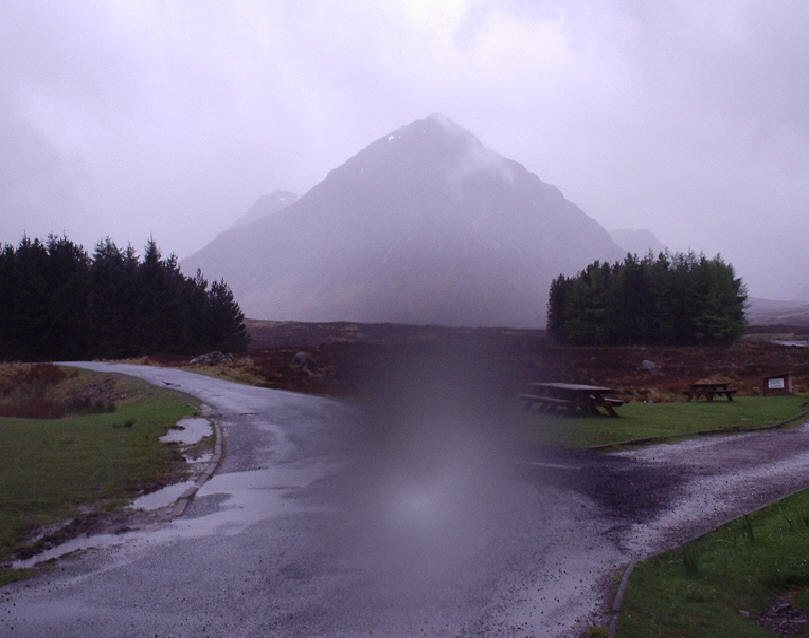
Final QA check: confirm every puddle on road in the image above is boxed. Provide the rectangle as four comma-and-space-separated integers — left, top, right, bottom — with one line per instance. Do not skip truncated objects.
184, 451, 213, 464
129, 418, 214, 510
13, 460, 341, 570
168, 461, 341, 536
131, 481, 196, 510
160, 417, 212, 445
13, 417, 218, 570
13, 532, 141, 569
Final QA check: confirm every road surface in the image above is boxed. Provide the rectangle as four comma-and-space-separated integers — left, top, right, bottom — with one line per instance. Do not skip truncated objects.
3, 362, 809, 636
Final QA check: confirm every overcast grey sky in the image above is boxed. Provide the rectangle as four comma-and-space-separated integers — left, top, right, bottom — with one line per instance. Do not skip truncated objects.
1, 1, 807, 299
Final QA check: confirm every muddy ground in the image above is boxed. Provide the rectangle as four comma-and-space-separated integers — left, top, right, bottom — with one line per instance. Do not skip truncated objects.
175, 320, 809, 402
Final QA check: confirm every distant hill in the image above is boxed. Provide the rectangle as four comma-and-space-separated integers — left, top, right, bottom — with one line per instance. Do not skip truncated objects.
747, 297, 809, 327
609, 228, 666, 257
231, 191, 298, 228
794, 284, 809, 301
183, 114, 624, 327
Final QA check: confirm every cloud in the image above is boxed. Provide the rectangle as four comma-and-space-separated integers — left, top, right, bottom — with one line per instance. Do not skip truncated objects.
0, 95, 99, 248
0, 0, 807, 297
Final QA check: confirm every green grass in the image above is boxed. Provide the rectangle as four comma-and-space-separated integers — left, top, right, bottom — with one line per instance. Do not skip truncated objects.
617, 489, 809, 637
0, 371, 197, 584
505, 394, 809, 449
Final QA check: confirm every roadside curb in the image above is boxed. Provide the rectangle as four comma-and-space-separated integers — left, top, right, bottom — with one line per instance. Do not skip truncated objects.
607, 560, 636, 638
588, 408, 809, 452
168, 408, 224, 518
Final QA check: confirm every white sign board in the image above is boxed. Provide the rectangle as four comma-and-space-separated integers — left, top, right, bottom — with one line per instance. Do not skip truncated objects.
768, 377, 785, 389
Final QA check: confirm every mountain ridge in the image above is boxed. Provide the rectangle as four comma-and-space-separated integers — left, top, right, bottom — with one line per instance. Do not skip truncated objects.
609, 228, 667, 257
231, 191, 298, 228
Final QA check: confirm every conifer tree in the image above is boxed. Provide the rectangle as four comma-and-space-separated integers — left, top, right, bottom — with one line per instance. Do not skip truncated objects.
206, 280, 248, 352
0, 233, 250, 360
547, 251, 747, 346
43, 235, 91, 359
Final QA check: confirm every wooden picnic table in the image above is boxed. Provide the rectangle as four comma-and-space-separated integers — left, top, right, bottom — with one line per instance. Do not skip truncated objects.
684, 382, 737, 402
520, 382, 624, 417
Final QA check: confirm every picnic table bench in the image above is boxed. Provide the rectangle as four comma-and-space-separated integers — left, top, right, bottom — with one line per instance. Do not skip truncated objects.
684, 382, 737, 401
521, 382, 624, 417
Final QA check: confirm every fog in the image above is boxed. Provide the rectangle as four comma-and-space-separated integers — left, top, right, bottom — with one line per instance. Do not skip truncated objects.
318, 342, 531, 599
2, 1, 808, 300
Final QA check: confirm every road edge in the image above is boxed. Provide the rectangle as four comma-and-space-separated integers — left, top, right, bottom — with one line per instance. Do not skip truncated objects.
606, 478, 809, 636
607, 560, 636, 638
588, 408, 809, 452
169, 406, 224, 518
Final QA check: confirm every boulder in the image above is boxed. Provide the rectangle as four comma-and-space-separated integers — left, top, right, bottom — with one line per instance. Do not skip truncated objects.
640, 359, 661, 373
290, 351, 317, 372
189, 351, 233, 366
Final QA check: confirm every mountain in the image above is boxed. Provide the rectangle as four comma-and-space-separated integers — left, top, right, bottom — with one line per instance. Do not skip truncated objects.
609, 228, 666, 257
183, 114, 625, 327
231, 191, 298, 228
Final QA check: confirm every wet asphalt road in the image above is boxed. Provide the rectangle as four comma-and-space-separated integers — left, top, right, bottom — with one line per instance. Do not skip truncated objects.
0, 363, 642, 637
2, 363, 809, 637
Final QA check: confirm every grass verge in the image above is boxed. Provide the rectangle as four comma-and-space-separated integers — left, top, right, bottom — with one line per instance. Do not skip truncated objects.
505, 394, 809, 449
616, 488, 809, 637
118, 355, 269, 388
179, 363, 267, 387
0, 368, 197, 585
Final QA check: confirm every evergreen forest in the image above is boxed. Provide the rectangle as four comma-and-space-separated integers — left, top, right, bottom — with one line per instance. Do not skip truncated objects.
547, 251, 747, 345
0, 235, 248, 361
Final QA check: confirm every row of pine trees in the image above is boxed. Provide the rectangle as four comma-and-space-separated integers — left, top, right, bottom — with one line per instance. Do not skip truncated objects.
2, 236, 748, 358
0, 235, 248, 361
547, 251, 747, 346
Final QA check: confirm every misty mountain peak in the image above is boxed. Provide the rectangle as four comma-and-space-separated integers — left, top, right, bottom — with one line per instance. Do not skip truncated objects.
426, 111, 459, 127
418, 112, 477, 143
401, 113, 486, 151
184, 115, 623, 327
335, 114, 523, 196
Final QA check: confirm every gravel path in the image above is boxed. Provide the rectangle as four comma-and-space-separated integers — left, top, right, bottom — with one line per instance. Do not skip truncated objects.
614, 422, 809, 556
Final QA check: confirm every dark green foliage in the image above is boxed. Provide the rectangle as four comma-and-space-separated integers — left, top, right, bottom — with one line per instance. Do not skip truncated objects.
547, 251, 747, 345
206, 279, 248, 352
0, 234, 249, 360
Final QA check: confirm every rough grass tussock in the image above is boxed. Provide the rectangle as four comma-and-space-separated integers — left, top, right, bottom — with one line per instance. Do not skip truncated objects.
0, 363, 118, 419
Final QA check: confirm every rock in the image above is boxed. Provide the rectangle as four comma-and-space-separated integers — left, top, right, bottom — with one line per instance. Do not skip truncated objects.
640, 359, 661, 373
189, 351, 233, 366
290, 351, 317, 372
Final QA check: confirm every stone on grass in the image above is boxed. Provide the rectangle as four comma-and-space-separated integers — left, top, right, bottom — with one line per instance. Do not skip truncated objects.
189, 351, 233, 366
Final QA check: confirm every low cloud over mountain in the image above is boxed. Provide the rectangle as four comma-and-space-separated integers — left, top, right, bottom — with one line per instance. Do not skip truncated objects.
609, 228, 667, 258
183, 114, 624, 327
230, 191, 299, 229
